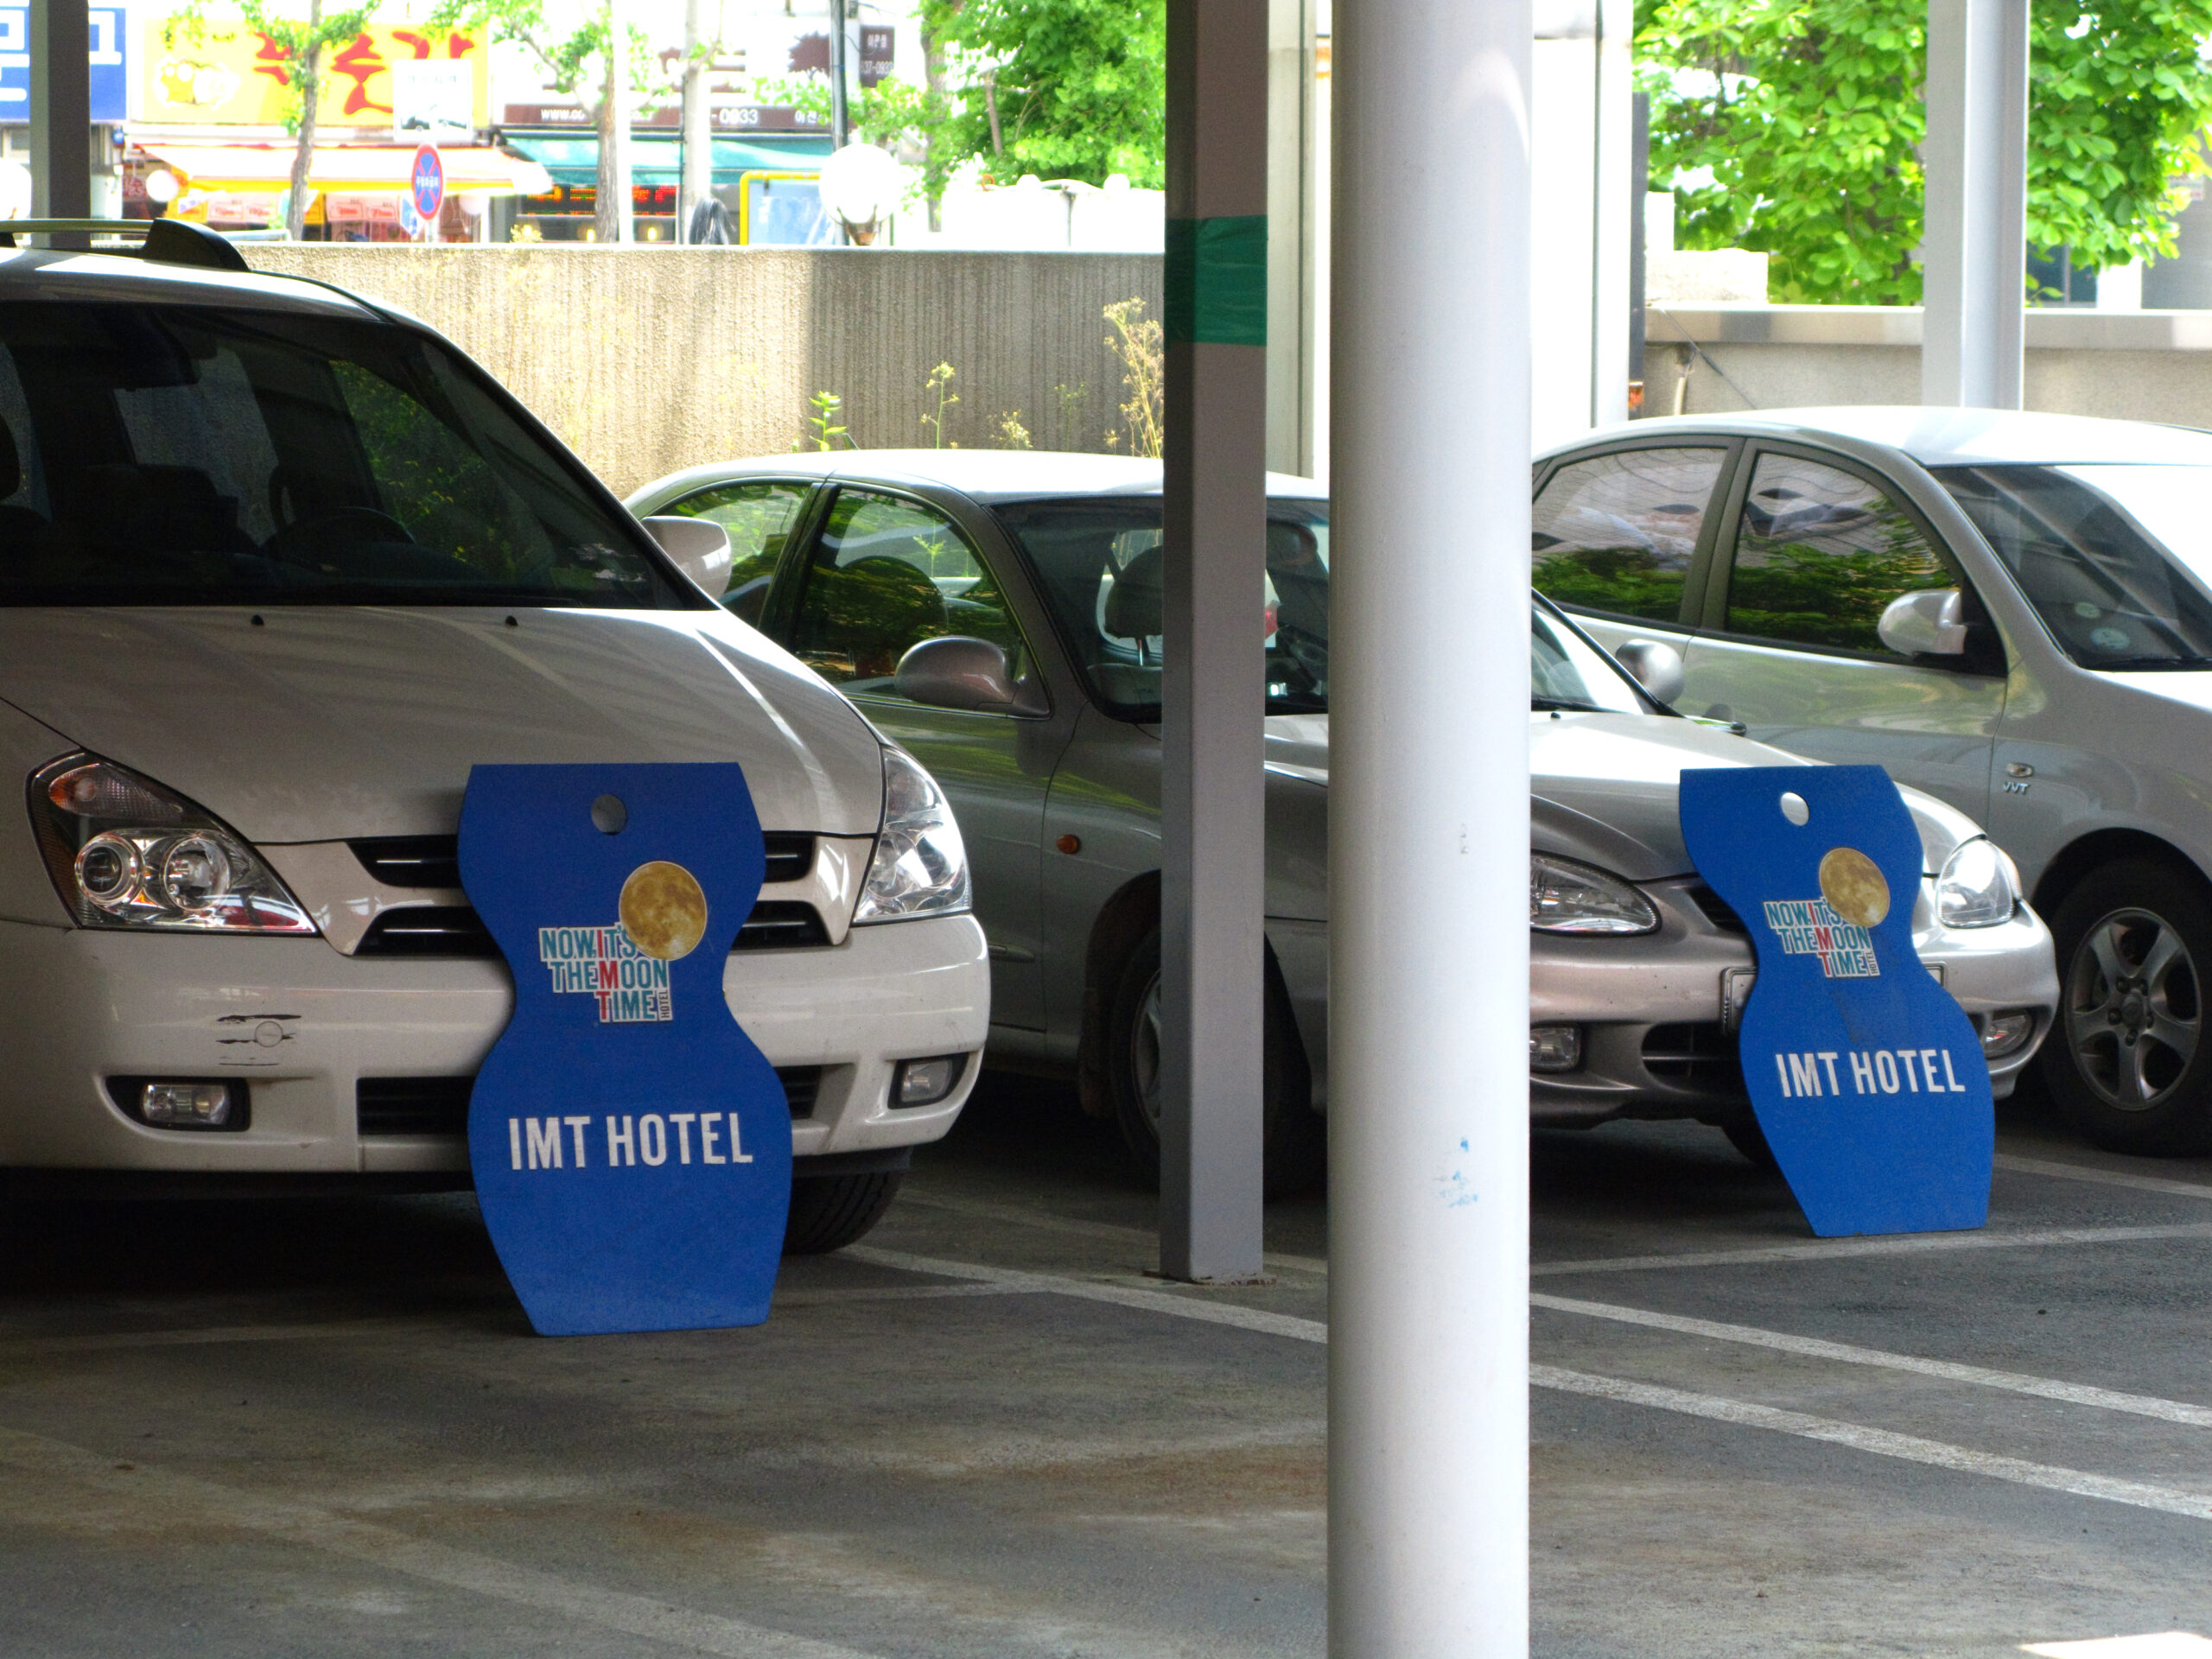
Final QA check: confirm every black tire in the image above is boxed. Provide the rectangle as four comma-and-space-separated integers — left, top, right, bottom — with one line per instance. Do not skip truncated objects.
2041, 858, 2212, 1154
1721, 1115, 1782, 1173
782, 1171, 904, 1255
1104, 928, 1327, 1198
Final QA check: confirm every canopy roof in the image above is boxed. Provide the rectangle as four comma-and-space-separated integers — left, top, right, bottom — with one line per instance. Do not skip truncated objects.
139, 144, 553, 197
500, 132, 831, 188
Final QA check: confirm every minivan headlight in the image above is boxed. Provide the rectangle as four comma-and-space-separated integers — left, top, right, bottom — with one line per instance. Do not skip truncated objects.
1530, 854, 1659, 935
29, 754, 316, 933
852, 746, 971, 924
1936, 836, 2018, 928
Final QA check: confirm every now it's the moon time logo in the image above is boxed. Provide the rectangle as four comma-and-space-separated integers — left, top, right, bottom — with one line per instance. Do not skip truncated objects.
536, 860, 709, 1023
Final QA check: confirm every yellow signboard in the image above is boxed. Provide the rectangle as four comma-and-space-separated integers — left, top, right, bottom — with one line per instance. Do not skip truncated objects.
143, 20, 489, 129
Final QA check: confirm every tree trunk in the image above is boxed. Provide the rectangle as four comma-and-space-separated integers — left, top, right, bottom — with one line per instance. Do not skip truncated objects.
596, 0, 633, 242
922, 18, 948, 231
677, 0, 709, 242
286, 0, 323, 240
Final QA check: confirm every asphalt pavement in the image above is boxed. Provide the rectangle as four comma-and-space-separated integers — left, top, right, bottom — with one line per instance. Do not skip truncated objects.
2, 1075, 2209, 1657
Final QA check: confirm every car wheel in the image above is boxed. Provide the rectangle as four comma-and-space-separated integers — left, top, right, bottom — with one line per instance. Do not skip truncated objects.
2042, 859, 2212, 1154
1105, 929, 1326, 1198
782, 1171, 904, 1255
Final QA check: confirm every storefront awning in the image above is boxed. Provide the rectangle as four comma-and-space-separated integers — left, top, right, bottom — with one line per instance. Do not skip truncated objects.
137, 143, 554, 198
500, 133, 832, 189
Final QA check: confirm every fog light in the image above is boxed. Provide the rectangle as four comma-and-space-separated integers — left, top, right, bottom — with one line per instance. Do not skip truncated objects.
1529, 1025, 1583, 1074
893, 1054, 966, 1108
1981, 1010, 2035, 1060
136, 1081, 236, 1128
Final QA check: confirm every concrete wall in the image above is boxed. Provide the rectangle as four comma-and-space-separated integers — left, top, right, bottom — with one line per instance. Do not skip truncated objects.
243, 245, 1165, 498
1640, 303, 2212, 428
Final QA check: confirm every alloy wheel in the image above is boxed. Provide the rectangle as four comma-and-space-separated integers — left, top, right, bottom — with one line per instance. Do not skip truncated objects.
2064, 906, 2202, 1112
1132, 968, 1164, 1135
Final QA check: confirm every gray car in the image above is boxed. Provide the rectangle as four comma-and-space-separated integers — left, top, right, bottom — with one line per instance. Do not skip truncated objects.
628, 451, 2056, 1185
1535, 409, 2212, 1154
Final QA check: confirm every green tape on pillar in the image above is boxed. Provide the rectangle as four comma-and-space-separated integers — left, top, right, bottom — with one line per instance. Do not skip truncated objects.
1165, 215, 1268, 347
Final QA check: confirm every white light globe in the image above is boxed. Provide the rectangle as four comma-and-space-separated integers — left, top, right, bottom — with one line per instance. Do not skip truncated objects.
144, 168, 181, 206
816, 143, 906, 238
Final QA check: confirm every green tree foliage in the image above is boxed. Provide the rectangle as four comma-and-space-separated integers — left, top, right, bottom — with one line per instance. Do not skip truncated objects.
1637, 0, 2212, 302
918, 0, 1165, 188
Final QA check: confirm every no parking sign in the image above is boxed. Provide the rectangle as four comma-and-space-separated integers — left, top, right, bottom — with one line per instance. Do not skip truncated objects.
410, 143, 445, 225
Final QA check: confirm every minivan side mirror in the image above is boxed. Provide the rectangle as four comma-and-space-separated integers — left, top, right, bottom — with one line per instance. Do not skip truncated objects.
1613, 638, 1686, 705
894, 636, 1046, 715
1878, 588, 1968, 658
641, 516, 734, 598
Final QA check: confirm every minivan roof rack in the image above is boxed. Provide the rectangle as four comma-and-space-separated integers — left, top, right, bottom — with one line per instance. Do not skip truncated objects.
0, 218, 253, 274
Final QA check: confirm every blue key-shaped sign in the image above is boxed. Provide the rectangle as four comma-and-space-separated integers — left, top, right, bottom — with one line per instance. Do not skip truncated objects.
1680, 765, 1992, 1236
459, 763, 792, 1335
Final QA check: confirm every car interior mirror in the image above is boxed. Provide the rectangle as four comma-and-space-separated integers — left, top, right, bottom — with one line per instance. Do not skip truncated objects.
894, 635, 1046, 715
1613, 638, 1686, 706
641, 516, 734, 598
1878, 588, 1968, 658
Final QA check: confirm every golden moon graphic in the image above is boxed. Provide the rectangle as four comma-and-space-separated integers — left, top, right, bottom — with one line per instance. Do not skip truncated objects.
619, 861, 709, 960
1818, 846, 1890, 929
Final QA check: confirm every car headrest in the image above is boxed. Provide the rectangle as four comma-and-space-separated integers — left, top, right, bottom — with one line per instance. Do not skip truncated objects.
1103, 543, 1165, 639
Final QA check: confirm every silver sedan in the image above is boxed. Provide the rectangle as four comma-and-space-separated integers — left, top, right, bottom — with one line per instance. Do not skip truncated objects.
628, 451, 2057, 1185
1536, 409, 2212, 1154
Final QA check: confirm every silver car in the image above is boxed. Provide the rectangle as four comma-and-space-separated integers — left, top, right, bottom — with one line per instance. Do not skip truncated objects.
627, 451, 2056, 1184
1535, 409, 2212, 1154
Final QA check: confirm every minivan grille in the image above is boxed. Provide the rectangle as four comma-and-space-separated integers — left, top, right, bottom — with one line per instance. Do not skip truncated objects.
1684, 883, 1748, 934
1641, 1022, 1745, 1090
350, 833, 816, 890
357, 1069, 826, 1136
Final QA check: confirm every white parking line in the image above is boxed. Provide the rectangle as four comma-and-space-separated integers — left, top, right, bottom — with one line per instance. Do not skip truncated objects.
1995, 1154, 2212, 1203
1537, 1365, 2212, 1521
1533, 1221, 2212, 1277
0, 1426, 884, 1659
1533, 1293, 2212, 1427
842, 1247, 1333, 1344
856, 1247, 2212, 1524
896, 1190, 1331, 1275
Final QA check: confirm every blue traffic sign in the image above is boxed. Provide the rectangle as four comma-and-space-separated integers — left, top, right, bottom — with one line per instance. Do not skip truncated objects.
1681, 765, 1993, 1237
410, 143, 444, 221
459, 762, 793, 1336
0, 8, 127, 124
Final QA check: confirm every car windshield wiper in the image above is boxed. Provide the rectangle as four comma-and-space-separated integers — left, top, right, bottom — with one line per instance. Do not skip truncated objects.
1531, 695, 1604, 712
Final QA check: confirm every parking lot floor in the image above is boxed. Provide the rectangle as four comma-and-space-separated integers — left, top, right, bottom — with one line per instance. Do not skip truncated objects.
3, 1075, 2212, 1657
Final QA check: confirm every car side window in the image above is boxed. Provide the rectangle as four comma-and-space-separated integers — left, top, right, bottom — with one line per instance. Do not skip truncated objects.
790, 489, 1029, 699
1723, 453, 1951, 653
660, 480, 810, 621
1531, 447, 1727, 623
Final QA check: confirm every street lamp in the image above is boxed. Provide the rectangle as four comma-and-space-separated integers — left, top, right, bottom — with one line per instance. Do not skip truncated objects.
816, 142, 905, 245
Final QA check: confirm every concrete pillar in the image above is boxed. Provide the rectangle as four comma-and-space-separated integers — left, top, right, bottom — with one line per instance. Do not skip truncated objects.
1329, 0, 1531, 1648
1160, 0, 1269, 1286
1922, 0, 2028, 408
1264, 0, 1319, 475
29, 0, 90, 219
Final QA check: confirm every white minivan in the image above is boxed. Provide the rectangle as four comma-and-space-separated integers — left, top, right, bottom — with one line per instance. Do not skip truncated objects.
0, 226, 987, 1251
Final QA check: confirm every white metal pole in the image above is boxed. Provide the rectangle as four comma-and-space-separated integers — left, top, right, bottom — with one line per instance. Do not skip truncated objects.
1922, 0, 2028, 407
1160, 0, 1269, 1286
1328, 0, 1530, 1647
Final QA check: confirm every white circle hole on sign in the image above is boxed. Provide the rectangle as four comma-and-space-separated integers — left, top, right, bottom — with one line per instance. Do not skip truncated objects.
1778, 791, 1810, 826
590, 793, 627, 835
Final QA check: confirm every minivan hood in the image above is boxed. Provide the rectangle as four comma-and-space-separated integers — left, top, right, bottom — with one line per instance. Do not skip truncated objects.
0, 608, 887, 842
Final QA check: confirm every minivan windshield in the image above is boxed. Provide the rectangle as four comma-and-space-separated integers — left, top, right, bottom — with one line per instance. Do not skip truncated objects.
994, 495, 1332, 716
1935, 463, 2212, 669
0, 302, 696, 608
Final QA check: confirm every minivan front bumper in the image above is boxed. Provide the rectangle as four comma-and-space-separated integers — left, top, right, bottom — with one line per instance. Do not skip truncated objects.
0, 913, 989, 1173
